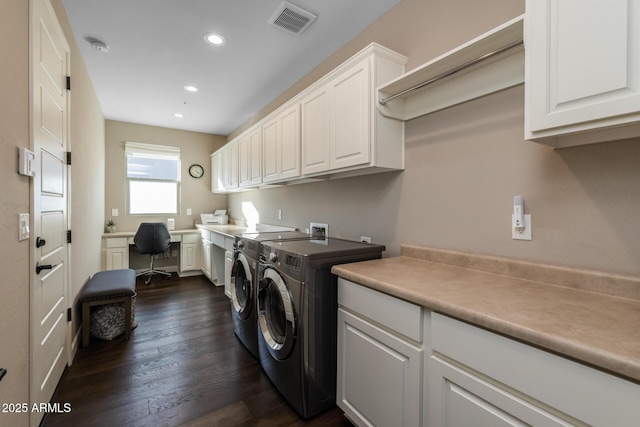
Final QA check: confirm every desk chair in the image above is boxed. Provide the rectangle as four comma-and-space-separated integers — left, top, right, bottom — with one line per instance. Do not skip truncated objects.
133, 222, 172, 284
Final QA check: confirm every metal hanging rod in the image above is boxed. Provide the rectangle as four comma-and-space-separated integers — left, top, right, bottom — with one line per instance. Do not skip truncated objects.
379, 39, 524, 106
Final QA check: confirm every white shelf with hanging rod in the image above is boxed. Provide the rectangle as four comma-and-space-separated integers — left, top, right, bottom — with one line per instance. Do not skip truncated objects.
377, 14, 524, 121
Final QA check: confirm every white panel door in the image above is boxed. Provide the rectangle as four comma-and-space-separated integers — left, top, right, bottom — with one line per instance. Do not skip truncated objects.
30, 0, 70, 424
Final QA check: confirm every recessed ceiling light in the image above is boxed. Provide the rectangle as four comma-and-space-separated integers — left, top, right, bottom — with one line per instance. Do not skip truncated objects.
183, 85, 198, 92
204, 33, 226, 46
174, 113, 184, 118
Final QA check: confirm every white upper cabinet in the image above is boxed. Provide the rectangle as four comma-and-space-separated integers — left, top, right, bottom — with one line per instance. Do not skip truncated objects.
238, 127, 262, 188
213, 43, 406, 191
262, 104, 300, 184
301, 44, 407, 178
525, 0, 640, 148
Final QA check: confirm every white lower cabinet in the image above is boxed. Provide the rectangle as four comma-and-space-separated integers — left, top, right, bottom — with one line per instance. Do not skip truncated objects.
337, 278, 423, 427
429, 313, 640, 427
336, 279, 640, 427
105, 237, 129, 270
179, 233, 200, 275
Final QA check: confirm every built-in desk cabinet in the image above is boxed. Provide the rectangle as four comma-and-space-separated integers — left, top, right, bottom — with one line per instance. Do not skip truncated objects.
102, 231, 202, 277
105, 237, 128, 270
525, 0, 640, 148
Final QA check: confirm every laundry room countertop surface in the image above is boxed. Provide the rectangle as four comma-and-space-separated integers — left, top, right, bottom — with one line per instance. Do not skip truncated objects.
331, 244, 640, 384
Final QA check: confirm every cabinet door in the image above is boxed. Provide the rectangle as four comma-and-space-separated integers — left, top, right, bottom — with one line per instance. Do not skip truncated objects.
262, 118, 279, 183
180, 242, 199, 272
526, 0, 640, 141
238, 134, 251, 187
279, 104, 300, 180
330, 57, 371, 170
228, 140, 239, 189
238, 128, 262, 188
200, 240, 212, 280
337, 308, 421, 427
106, 248, 128, 270
262, 105, 300, 183
248, 128, 262, 185
211, 151, 223, 193
301, 85, 331, 175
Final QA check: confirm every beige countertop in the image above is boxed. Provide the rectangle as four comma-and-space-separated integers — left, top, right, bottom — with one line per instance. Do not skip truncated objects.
102, 228, 200, 238
331, 244, 640, 384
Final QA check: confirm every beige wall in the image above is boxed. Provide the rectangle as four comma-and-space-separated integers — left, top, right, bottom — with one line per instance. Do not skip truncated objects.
228, 0, 640, 277
0, 1, 30, 423
105, 120, 227, 233
1, 0, 105, 424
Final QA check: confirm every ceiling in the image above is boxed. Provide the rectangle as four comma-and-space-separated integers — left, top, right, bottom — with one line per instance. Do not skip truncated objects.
61, 0, 401, 136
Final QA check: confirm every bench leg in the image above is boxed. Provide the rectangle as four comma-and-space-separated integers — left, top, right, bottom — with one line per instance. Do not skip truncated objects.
82, 302, 90, 348
124, 296, 132, 340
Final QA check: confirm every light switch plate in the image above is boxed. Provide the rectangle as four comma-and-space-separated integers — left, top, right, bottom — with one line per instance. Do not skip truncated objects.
19, 213, 29, 241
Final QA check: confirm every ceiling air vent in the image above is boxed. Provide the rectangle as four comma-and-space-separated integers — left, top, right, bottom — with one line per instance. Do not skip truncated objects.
269, 1, 317, 35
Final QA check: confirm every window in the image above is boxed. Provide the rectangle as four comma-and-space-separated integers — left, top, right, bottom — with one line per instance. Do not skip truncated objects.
126, 142, 180, 215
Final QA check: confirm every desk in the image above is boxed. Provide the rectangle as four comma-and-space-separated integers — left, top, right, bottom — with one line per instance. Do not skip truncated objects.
102, 229, 202, 277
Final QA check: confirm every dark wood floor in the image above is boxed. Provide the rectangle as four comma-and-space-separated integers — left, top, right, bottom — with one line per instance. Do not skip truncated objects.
44, 275, 351, 427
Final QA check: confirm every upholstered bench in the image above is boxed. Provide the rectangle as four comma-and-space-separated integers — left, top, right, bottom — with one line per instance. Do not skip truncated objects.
79, 269, 136, 347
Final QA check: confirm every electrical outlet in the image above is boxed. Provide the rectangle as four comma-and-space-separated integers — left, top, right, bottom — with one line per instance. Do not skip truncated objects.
512, 214, 532, 240
360, 236, 371, 244
187, 208, 192, 216
310, 222, 328, 238
278, 209, 282, 220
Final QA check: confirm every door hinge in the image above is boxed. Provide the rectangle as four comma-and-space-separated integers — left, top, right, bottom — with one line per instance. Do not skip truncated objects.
67, 308, 72, 322
67, 230, 72, 243
66, 76, 71, 91
66, 151, 71, 165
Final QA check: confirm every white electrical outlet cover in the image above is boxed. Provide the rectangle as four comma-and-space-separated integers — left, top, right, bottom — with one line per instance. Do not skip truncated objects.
512, 214, 532, 240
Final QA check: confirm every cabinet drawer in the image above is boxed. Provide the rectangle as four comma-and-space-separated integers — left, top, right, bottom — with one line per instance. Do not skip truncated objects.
432, 313, 640, 426
209, 231, 226, 248
338, 278, 422, 342
105, 237, 128, 248
182, 233, 201, 244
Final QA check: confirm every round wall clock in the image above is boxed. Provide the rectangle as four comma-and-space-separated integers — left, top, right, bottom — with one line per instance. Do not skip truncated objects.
188, 164, 204, 178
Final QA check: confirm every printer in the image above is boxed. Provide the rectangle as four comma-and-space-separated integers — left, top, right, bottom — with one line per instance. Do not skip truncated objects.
200, 210, 229, 225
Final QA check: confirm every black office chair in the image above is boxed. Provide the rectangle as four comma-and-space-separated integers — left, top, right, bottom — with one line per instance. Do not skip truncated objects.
133, 222, 172, 284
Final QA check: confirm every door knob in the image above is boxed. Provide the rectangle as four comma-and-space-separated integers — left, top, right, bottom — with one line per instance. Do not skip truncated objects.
36, 237, 46, 248
36, 262, 56, 274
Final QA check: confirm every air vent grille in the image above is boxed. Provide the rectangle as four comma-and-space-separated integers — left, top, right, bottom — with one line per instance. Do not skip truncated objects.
269, 1, 317, 35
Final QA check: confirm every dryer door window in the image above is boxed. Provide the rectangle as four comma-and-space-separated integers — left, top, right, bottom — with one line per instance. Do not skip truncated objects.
258, 268, 296, 360
231, 253, 252, 319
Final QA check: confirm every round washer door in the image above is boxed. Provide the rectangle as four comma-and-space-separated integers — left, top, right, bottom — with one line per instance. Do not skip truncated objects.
231, 252, 252, 319
257, 267, 296, 360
